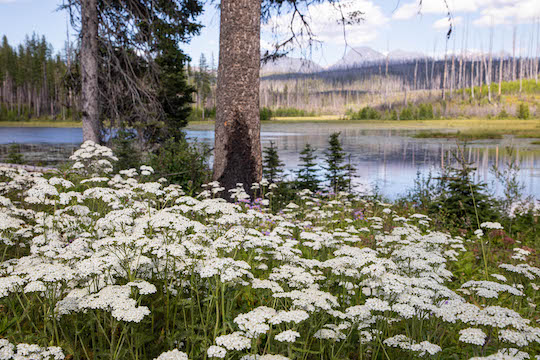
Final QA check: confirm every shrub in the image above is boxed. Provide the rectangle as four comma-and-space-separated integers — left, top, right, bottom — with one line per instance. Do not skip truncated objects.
187, 107, 216, 122
272, 107, 315, 117
149, 135, 211, 195
111, 130, 141, 172
517, 103, 530, 119
417, 103, 434, 120
260, 107, 273, 121
399, 106, 415, 120
497, 108, 510, 119
350, 106, 380, 120
430, 150, 499, 230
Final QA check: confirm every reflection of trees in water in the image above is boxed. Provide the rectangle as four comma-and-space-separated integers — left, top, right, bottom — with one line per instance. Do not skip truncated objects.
257, 131, 539, 198
2, 124, 535, 198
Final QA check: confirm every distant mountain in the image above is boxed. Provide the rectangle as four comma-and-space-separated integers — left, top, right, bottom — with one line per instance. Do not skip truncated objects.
260, 57, 323, 75
329, 46, 386, 69
387, 49, 424, 61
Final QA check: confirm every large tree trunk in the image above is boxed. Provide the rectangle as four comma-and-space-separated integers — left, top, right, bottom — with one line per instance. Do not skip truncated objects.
214, 0, 262, 196
81, 0, 100, 143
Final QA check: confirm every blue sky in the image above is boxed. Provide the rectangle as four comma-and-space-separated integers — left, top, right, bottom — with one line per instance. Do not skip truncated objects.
1, 0, 539, 67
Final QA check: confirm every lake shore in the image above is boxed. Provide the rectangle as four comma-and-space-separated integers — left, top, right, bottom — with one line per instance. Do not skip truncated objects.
1, 117, 539, 136
0, 121, 82, 128
191, 118, 540, 137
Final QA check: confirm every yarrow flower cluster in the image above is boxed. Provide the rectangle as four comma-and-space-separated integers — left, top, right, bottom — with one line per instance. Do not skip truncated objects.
459, 328, 487, 346
69, 141, 118, 175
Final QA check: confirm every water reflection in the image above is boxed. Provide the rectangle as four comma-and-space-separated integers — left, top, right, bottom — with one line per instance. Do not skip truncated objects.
0, 123, 538, 200
187, 122, 540, 200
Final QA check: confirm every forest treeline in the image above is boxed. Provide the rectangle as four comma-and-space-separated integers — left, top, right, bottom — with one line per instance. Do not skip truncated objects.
0, 34, 75, 121
1, 33, 540, 123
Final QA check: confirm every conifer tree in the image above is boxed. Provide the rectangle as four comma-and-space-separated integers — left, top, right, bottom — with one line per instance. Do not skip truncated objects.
324, 132, 348, 193
296, 143, 320, 191
196, 53, 211, 120
263, 141, 284, 183
153, 34, 195, 143
344, 154, 356, 193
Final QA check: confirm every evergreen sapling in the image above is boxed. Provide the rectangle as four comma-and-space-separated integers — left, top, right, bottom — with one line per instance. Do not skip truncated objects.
324, 132, 348, 193
263, 141, 285, 183
296, 143, 320, 191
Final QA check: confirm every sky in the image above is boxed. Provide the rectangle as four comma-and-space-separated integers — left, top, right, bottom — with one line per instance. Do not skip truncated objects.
1, 0, 539, 68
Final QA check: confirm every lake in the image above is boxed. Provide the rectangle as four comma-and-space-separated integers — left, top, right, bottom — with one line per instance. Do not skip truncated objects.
1, 123, 539, 200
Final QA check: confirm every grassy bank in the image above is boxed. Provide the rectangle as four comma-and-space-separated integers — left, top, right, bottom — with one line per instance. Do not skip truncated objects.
3, 117, 539, 140
0, 121, 82, 127
413, 130, 504, 140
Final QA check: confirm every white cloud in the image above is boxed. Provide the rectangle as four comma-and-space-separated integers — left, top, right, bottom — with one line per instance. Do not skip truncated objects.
433, 15, 463, 30
473, 0, 540, 26
263, 0, 388, 49
393, 0, 540, 26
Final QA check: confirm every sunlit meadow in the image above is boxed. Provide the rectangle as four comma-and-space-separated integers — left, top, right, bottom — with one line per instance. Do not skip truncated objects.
0, 141, 538, 360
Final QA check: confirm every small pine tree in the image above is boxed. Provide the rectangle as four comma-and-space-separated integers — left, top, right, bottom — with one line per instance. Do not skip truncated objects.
296, 143, 320, 191
263, 141, 284, 183
431, 153, 498, 230
344, 154, 356, 193
324, 132, 348, 193
112, 130, 141, 172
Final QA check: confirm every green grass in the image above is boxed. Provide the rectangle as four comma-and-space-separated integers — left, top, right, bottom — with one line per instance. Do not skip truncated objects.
532, 140, 540, 145
514, 131, 540, 139
413, 130, 504, 140
456, 79, 540, 98
0, 121, 82, 127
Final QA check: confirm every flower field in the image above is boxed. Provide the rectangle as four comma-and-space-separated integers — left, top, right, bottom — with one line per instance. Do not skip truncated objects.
0, 141, 538, 360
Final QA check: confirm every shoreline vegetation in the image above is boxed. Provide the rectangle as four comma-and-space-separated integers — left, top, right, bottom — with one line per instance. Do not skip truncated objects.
2, 118, 540, 141
0, 121, 83, 128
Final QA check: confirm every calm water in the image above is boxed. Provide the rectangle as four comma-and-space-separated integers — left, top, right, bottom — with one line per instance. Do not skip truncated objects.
1, 123, 539, 199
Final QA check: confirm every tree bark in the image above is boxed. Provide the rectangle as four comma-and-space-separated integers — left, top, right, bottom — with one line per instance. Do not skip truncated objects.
214, 0, 262, 196
81, 0, 100, 143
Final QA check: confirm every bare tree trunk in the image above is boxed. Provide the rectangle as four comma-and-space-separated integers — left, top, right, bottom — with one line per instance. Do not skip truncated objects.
214, 0, 262, 196
519, 55, 523, 93
471, 59, 475, 100
512, 25, 517, 81
413, 60, 418, 90
81, 0, 100, 143
487, 26, 493, 103
459, 56, 463, 97
430, 43, 436, 94
534, 18, 540, 84
424, 56, 429, 90
442, 40, 448, 100
498, 29, 504, 97
450, 39, 455, 98
385, 54, 389, 106
498, 52, 504, 97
